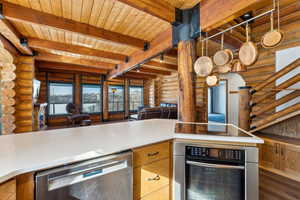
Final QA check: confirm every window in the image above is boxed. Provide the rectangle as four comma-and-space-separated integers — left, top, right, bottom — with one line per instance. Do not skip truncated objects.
49, 82, 73, 115
129, 86, 144, 112
82, 84, 102, 113
109, 85, 124, 112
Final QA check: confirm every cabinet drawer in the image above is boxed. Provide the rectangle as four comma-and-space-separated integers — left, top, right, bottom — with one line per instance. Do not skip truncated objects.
133, 141, 170, 167
140, 186, 170, 200
134, 158, 170, 199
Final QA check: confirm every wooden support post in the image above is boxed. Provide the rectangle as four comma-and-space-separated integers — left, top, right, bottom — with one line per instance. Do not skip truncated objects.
178, 40, 196, 123
238, 86, 251, 131
102, 80, 109, 121
74, 74, 81, 110
143, 80, 150, 107
124, 78, 129, 119
14, 56, 35, 133
154, 79, 161, 107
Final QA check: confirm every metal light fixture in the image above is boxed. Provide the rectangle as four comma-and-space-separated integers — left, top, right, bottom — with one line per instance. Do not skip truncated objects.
136, 64, 141, 72
160, 53, 164, 63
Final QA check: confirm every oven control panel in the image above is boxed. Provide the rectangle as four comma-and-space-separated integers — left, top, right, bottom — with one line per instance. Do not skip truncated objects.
186, 146, 245, 163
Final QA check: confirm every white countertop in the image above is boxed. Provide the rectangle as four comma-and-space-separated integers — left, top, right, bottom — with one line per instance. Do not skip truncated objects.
0, 119, 263, 184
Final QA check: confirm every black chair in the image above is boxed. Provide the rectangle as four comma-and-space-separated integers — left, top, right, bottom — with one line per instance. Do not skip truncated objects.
66, 103, 92, 126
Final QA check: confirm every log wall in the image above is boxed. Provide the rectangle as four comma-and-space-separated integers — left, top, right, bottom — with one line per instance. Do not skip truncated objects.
240, 0, 300, 123
14, 56, 34, 133
36, 67, 147, 127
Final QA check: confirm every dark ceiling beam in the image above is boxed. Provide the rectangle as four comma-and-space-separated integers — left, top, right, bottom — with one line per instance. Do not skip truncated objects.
35, 52, 115, 70
116, 0, 175, 23
37, 61, 108, 74
0, 18, 32, 55
1, 1, 146, 48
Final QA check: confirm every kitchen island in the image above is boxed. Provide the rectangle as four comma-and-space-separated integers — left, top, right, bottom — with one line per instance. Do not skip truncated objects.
0, 119, 263, 200
0, 119, 263, 184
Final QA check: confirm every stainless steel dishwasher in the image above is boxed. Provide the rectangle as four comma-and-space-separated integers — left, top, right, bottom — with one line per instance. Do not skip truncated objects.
36, 151, 132, 200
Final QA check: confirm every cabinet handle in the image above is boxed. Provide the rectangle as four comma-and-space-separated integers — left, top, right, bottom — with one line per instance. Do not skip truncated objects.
275, 144, 279, 154
147, 175, 160, 181
147, 152, 159, 157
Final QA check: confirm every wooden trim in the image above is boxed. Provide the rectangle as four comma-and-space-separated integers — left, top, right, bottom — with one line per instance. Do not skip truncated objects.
37, 62, 107, 74
238, 87, 251, 131
2, 1, 146, 48
35, 52, 115, 70
102, 80, 109, 121
108, 27, 173, 79
116, 0, 175, 23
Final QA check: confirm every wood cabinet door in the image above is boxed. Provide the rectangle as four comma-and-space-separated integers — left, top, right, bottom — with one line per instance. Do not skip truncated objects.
259, 140, 279, 169
0, 179, 16, 200
280, 144, 300, 179
134, 158, 170, 200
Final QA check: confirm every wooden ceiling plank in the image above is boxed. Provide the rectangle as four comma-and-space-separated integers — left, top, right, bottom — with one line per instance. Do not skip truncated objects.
108, 27, 174, 79
37, 61, 107, 74
1, 1, 146, 48
27, 38, 126, 61
116, 0, 175, 23
200, 0, 270, 32
35, 52, 115, 70
0, 18, 32, 55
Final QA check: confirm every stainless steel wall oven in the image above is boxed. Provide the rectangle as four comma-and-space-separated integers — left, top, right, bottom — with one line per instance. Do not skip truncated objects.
173, 141, 258, 200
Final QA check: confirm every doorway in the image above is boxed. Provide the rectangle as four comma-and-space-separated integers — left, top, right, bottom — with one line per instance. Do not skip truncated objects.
207, 80, 228, 124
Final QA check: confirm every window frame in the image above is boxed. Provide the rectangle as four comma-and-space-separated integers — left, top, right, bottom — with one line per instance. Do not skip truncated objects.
108, 84, 125, 113
47, 81, 74, 117
81, 83, 102, 114
129, 85, 144, 112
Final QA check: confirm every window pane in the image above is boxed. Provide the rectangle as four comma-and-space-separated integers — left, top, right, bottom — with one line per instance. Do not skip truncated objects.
109, 85, 124, 112
49, 82, 73, 115
129, 86, 144, 111
82, 84, 101, 113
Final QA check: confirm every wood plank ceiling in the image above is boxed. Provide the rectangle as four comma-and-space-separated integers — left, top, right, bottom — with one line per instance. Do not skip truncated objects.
0, 0, 270, 78
3, 0, 189, 78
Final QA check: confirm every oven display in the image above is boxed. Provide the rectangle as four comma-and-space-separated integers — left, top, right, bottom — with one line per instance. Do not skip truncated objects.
186, 146, 245, 163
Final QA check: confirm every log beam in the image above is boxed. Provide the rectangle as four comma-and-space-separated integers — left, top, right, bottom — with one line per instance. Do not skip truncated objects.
0, 19, 32, 55
35, 52, 115, 70
116, 0, 175, 23
37, 62, 108, 74
108, 27, 173, 79
178, 40, 196, 123
1, 1, 146, 48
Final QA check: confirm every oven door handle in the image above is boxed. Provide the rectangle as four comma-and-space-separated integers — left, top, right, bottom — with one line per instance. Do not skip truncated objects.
186, 160, 245, 170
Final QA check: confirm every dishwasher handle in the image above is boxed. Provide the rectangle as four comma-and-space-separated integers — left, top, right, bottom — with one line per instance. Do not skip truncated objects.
48, 159, 128, 191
